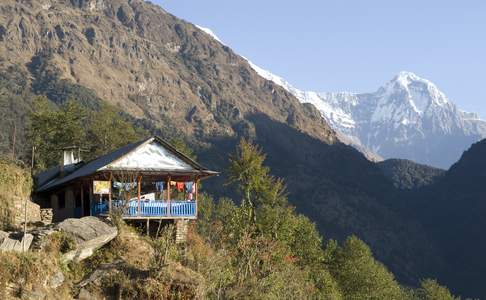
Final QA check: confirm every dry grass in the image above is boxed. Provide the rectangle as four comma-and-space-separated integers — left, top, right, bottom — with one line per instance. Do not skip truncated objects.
78, 222, 206, 299
0, 232, 73, 299
116, 223, 154, 268
0, 157, 32, 230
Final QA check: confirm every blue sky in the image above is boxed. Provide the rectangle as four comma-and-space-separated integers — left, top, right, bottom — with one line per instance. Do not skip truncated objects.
158, 1, 486, 118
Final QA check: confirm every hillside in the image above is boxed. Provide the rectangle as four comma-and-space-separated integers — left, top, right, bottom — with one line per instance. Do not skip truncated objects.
377, 159, 445, 190
0, 146, 459, 300
0, 0, 334, 147
0, 0, 475, 296
409, 139, 486, 298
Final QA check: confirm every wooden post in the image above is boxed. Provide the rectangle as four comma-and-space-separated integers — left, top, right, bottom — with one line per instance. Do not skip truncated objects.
108, 173, 113, 215
81, 185, 84, 216
167, 176, 171, 216
195, 178, 199, 218
137, 175, 142, 216
89, 182, 93, 216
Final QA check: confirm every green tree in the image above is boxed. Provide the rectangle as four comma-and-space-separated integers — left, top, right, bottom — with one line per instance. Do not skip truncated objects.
170, 138, 196, 160
418, 279, 459, 300
28, 98, 145, 170
227, 139, 287, 226
227, 139, 267, 225
28, 97, 87, 170
87, 104, 141, 159
328, 236, 405, 300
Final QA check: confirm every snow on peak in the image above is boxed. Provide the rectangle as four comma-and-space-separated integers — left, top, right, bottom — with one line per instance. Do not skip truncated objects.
192, 25, 486, 167
381, 71, 450, 114
390, 71, 436, 90
195, 25, 224, 44
245, 61, 357, 130
395, 71, 421, 83
246, 60, 295, 92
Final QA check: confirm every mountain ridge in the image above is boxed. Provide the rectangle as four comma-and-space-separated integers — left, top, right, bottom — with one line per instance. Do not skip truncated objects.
0, 0, 335, 145
237, 51, 486, 168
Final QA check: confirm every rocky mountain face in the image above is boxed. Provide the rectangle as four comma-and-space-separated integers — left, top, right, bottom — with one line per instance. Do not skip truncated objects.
0, 0, 334, 145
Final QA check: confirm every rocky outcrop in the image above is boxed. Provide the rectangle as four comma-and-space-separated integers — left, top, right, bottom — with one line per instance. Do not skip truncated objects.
0, 230, 33, 252
56, 216, 117, 262
0, 216, 117, 257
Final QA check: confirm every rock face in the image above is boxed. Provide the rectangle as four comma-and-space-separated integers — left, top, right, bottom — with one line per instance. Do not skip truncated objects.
0, 0, 335, 146
56, 216, 117, 262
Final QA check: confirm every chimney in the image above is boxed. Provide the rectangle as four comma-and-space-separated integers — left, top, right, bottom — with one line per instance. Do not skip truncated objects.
60, 147, 81, 177
63, 148, 80, 165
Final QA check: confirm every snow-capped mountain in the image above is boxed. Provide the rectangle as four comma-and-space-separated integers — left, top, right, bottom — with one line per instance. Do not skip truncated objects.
255, 68, 486, 168
196, 25, 486, 168
253, 68, 486, 168
312, 72, 486, 168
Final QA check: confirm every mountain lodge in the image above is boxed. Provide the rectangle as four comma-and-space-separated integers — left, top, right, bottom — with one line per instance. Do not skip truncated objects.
33, 137, 218, 223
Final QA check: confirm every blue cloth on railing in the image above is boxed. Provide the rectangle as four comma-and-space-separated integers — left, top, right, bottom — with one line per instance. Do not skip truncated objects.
100, 200, 196, 217
184, 181, 193, 193
155, 181, 165, 192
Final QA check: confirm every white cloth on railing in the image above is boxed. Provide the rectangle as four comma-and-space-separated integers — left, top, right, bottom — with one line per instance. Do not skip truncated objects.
129, 192, 155, 201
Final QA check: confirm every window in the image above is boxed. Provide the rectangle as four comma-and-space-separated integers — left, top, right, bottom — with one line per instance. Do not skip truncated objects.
58, 192, 66, 209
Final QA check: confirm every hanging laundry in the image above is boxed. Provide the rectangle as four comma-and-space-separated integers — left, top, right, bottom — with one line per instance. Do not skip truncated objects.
155, 181, 165, 192
113, 182, 137, 191
184, 182, 193, 193
176, 182, 184, 192
170, 181, 177, 186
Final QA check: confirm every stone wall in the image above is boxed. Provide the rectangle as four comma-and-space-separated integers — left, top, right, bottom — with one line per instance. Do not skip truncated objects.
11, 195, 41, 225
175, 219, 189, 244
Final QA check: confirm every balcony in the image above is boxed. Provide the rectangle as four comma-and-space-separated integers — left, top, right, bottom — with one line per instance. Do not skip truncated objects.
92, 200, 196, 218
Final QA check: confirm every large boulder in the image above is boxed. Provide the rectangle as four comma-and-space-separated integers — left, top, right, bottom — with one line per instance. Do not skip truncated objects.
56, 216, 117, 262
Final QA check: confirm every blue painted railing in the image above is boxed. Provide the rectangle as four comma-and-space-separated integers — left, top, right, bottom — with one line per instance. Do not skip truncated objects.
92, 200, 196, 218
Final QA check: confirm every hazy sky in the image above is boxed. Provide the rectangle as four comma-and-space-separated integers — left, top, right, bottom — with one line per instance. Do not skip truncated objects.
158, 1, 486, 118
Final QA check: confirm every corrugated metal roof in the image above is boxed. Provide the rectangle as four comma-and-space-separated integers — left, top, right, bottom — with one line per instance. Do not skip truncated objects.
35, 136, 217, 192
